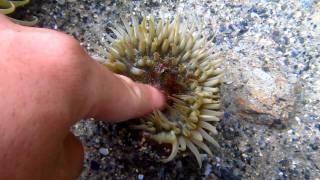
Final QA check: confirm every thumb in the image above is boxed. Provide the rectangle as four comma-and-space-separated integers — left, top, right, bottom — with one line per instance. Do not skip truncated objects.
87, 61, 165, 122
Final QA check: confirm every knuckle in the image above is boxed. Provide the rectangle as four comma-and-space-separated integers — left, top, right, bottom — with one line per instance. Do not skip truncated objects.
33, 32, 92, 91
45, 32, 82, 58
38, 32, 88, 74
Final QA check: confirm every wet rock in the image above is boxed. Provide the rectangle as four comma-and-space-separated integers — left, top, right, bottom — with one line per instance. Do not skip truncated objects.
98, 148, 109, 155
225, 67, 295, 128
90, 160, 100, 171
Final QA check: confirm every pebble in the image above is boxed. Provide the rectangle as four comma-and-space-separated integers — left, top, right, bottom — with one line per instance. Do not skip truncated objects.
56, 0, 65, 5
137, 174, 144, 180
309, 143, 318, 151
204, 164, 212, 176
99, 148, 109, 156
90, 161, 100, 171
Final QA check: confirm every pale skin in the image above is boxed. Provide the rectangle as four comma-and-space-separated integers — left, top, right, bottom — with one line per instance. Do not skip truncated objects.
0, 15, 165, 179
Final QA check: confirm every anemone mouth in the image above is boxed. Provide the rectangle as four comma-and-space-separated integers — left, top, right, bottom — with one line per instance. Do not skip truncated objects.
102, 15, 223, 167
130, 52, 189, 95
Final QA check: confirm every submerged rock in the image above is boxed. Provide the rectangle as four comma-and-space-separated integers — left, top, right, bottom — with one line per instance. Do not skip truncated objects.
225, 67, 295, 128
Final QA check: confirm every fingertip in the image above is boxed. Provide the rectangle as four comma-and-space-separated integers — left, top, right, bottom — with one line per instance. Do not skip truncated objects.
116, 74, 166, 112
87, 65, 167, 122
148, 85, 166, 111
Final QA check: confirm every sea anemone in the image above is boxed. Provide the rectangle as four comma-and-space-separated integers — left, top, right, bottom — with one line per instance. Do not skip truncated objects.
0, 0, 37, 26
102, 15, 223, 167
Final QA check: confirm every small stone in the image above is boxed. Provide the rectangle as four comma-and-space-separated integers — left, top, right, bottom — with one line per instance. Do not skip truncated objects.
224, 112, 231, 119
219, 24, 226, 32
309, 143, 318, 151
295, 116, 301, 123
56, 0, 65, 5
279, 171, 284, 176
90, 160, 100, 171
204, 163, 212, 176
99, 148, 109, 155
138, 174, 144, 180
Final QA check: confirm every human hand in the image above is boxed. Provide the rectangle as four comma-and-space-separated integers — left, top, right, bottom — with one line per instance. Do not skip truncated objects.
0, 15, 165, 180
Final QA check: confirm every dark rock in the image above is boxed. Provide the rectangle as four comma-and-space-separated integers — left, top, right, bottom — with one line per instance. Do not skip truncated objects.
213, 166, 241, 180
309, 143, 318, 151
90, 160, 100, 171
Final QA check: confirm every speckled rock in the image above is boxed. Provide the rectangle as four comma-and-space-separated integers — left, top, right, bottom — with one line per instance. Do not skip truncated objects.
224, 66, 295, 128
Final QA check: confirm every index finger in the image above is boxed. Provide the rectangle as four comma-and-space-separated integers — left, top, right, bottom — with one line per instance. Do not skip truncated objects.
85, 60, 166, 122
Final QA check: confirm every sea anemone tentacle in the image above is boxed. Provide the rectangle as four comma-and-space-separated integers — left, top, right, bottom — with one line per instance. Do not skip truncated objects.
10, 0, 29, 7
150, 131, 178, 163
8, 15, 37, 26
0, 0, 37, 26
0, 0, 15, 14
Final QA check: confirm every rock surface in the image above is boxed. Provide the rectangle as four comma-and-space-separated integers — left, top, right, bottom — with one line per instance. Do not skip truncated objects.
224, 66, 295, 128
20, 0, 320, 179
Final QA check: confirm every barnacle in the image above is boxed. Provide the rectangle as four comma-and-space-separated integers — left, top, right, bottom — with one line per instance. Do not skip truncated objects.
0, 0, 37, 26
102, 16, 223, 167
